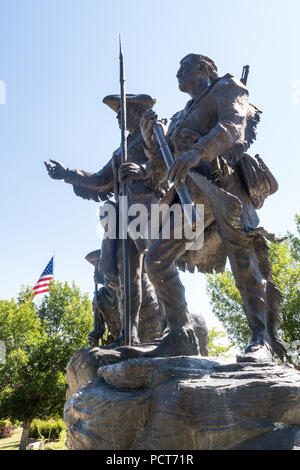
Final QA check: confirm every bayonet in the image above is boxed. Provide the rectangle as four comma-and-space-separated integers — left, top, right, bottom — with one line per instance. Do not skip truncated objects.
119, 36, 131, 346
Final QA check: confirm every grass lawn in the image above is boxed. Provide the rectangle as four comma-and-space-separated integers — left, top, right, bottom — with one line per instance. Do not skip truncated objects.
0, 428, 22, 450
0, 427, 66, 450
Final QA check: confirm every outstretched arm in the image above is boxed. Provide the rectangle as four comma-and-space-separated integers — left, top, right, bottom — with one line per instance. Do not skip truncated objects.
44, 159, 66, 180
44, 158, 115, 201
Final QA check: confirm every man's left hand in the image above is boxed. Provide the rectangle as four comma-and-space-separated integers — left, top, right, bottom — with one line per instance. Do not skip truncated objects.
168, 150, 201, 184
118, 162, 146, 184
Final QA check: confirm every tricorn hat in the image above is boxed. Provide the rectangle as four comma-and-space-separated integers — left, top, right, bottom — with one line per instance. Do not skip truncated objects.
103, 94, 156, 113
85, 250, 101, 267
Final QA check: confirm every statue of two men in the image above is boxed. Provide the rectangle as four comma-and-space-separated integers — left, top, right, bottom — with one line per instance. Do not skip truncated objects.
45, 53, 286, 363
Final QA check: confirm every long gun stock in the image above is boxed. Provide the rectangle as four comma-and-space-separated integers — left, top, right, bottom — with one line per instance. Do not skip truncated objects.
152, 119, 201, 230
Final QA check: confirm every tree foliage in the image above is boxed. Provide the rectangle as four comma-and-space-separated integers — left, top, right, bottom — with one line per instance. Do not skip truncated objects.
207, 328, 233, 357
0, 281, 93, 427
206, 215, 300, 364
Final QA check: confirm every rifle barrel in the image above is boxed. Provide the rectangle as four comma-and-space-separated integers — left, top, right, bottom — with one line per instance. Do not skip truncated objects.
153, 122, 202, 230
241, 65, 250, 86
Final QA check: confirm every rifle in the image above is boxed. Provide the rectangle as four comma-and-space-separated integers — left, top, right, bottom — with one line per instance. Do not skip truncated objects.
150, 65, 250, 228
119, 36, 131, 346
150, 116, 202, 230
241, 65, 250, 86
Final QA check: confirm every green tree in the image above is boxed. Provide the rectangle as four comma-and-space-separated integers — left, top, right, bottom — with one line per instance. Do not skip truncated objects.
206, 216, 300, 365
208, 328, 233, 357
287, 214, 300, 262
0, 281, 93, 450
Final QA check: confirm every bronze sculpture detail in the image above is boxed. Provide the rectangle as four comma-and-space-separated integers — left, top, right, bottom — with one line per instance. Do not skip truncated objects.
45, 94, 166, 347
137, 54, 285, 362
45, 53, 286, 364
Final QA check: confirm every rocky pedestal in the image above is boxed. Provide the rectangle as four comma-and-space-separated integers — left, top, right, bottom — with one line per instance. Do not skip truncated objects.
64, 348, 300, 450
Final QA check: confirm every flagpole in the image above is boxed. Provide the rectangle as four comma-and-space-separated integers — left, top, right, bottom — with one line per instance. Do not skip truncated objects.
53, 250, 55, 281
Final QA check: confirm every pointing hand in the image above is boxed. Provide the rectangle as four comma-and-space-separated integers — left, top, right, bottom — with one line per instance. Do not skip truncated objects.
44, 159, 67, 180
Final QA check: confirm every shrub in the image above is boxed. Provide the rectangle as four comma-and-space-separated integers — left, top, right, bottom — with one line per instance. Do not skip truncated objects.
11, 419, 22, 428
0, 419, 14, 439
0, 425, 14, 439
30, 418, 65, 440
0, 418, 11, 428
45, 428, 67, 450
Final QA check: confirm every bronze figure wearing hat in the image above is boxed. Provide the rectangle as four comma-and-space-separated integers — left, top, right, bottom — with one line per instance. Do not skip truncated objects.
45, 93, 165, 346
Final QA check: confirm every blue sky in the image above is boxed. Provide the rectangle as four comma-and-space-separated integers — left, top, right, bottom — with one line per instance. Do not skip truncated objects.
0, 0, 299, 328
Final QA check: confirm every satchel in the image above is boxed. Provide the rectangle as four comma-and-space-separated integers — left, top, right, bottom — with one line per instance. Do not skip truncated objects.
237, 153, 278, 209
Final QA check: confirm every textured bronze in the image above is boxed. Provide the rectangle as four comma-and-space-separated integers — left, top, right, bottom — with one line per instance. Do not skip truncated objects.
137, 53, 285, 362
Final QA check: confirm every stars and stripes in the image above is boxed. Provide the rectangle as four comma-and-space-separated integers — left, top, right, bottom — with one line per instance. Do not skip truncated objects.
33, 256, 54, 296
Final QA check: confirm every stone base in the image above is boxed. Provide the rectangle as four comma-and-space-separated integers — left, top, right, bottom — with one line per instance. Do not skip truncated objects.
64, 348, 300, 450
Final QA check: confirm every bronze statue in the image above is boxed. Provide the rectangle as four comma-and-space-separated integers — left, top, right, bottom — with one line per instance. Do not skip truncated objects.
85, 245, 209, 354
45, 54, 286, 364
45, 94, 166, 346
136, 54, 286, 362
85, 247, 165, 346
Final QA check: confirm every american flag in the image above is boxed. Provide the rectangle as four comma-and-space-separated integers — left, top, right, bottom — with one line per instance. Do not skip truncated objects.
33, 257, 54, 296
